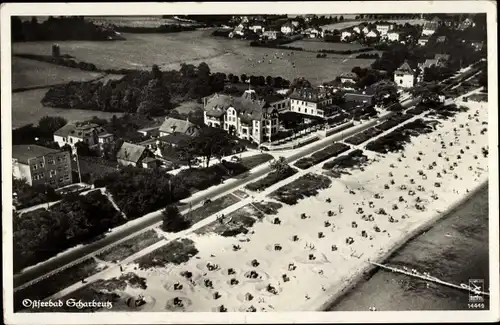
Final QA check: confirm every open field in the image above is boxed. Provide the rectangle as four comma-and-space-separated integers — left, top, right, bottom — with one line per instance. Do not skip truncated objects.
12, 29, 375, 85
12, 57, 103, 90
87, 16, 198, 27
11, 89, 125, 129
287, 40, 368, 52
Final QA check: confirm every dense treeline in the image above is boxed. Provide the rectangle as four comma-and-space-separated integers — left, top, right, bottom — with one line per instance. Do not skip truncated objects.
41, 63, 219, 116
319, 47, 373, 55
13, 190, 123, 272
11, 16, 123, 42
114, 24, 197, 33
356, 53, 380, 59
41, 62, 292, 116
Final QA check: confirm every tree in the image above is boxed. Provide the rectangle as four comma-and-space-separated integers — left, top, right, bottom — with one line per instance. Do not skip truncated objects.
386, 102, 404, 112
269, 156, 290, 175
230, 74, 239, 83
191, 127, 236, 167
339, 16, 344, 21
290, 77, 312, 90
38, 116, 68, 137
210, 72, 227, 93
249, 75, 258, 86
75, 141, 95, 156
61, 143, 72, 153
180, 63, 196, 78
176, 139, 200, 168
137, 77, 172, 116
161, 205, 190, 232
241, 74, 248, 83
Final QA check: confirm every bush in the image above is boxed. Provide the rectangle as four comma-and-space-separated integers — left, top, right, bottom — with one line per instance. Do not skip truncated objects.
374, 114, 412, 131
245, 167, 297, 192
161, 205, 190, 232
365, 119, 434, 153
345, 127, 383, 145
323, 149, 369, 170
270, 173, 332, 205
356, 53, 380, 59
294, 142, 350, 169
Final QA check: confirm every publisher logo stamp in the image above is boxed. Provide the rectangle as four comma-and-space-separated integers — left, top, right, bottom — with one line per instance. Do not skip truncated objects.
469, 279, 484, 303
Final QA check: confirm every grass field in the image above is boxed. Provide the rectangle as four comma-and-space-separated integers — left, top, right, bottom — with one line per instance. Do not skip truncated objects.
11, 89, 125, 129
286, 40, 368, 52
87, 16, 198, 27
12, 29, 375, 86
97, 229, 164, 263
12, 57, 103, 90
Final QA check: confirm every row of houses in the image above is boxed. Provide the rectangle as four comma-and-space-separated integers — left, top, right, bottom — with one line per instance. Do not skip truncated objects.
229, 16, 324, 40
393, 53, 451, 88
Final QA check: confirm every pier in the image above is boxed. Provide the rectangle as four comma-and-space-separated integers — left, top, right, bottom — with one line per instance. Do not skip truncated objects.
370, 262, 490, 296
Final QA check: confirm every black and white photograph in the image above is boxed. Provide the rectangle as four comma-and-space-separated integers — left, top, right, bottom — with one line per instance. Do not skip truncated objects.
2, 1, 498, 324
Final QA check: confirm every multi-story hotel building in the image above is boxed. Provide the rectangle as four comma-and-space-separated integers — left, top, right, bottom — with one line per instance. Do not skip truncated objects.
289, 88, 339, 118
12, 145, 73, 187
203, 89, 279, 144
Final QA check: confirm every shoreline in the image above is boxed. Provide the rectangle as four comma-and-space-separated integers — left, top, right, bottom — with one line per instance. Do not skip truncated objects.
316, 179, 489, 311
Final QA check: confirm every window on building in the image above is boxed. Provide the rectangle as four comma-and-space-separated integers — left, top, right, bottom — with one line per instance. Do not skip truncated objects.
50, 170, 56, 177
59, 178, 63, 183
305, 108, 308, 114
298, 107, 301, 112
70, 138, 73, 144
39, 163, 44, 168
64, 175, 70, 180
400, 79, 403, 84
48, 158, 54, 164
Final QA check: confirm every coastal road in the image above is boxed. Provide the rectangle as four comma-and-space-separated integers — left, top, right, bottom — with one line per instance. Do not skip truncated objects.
13, 97, 420, 290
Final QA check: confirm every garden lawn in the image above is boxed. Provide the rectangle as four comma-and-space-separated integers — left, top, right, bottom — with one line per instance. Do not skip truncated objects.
193, 204, 265, 236
245, 167, 298, 192
97, 229, 164, 263
294, 142, 351, 169
134, 238, 199, 269
239, 153, 274, 170
184, 194, 241, 224
269, 173, 332, 205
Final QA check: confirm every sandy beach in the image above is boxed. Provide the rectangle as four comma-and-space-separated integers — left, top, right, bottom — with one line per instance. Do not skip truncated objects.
48, 97, 489, 313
